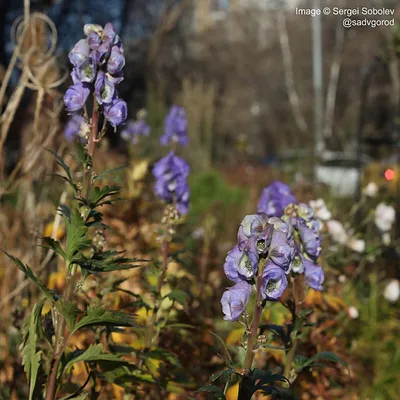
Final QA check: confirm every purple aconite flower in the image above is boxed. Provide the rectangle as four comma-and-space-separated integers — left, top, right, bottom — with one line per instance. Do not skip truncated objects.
153, 152, 190, 215
103, 98, 127, 128
68, 39, 89, 67
221, 281, 252, 321
223, 245, 259, 283
73, 57, 97, 83
160, 106, 189, 147
64, 114, 85, 141
64, 83, 91, 112
303, 258, 324, 291
107, 47, 125, 75
121, 119, 150, 144
95, 71, 115, 104
257, 181, 296, 217
261, 262, 288, 300
237, 213, 273, 255
268, 225, 295, 272
296, 218, 321, 260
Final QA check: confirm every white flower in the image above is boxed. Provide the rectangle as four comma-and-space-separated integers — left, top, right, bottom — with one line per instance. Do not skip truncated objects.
309, 198, 332, 221
384, 280, 400, 303
338, 275, 346, 283
348, 306, 359, 319
375, 203, 395, 232
326, 220, 348, 244
363, 182, 378, 197
382, 233, 391, 246
347, 238, 365, 253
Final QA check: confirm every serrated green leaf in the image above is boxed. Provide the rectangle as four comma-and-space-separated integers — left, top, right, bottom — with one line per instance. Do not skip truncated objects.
295, 351, 348, 372
41, 237, 66, 260
71, 306, 135, 333
64, 209, 91, 265
196, 385, 226, 399
94, 165, 126, 181
210, 368, 235, 383
47, 149, 76, 190
64, 344, 129, 371
209, 331, 233, 368
3, 252, 55, 302
87, 185, 120, 208
58, 300, 80, 330
22, 300, 46, 400
164, 289, 189, 307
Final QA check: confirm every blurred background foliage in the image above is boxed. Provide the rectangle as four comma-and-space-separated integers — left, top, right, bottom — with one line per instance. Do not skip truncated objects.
0, 0, 399, 399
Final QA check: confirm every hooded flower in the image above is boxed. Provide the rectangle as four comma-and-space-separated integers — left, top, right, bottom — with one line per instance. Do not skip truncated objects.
153, 152, 190, 215
268, 228, 295, 272
261, 262, 288, 300
64, 83, 91, 112
257, 181, 296, 217
73, 57, 97, 83
95, 71, 115, 104
375, 203, 395, 232
160, 106, 189, 146
296, 218, 321, 260
103, 98, 127, 128
223, 245, 259, 282
237, 213, 273, 255
107, 47, 125, 75
68, 39, 90, 67
303, 258, 324, 291
221, 281, 252, 321
64, 114, 88, 141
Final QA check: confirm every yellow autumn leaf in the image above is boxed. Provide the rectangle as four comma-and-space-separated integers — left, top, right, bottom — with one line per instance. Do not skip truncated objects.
226, 382, 239, 400
145, 357, 162, 378
323, 293, 347, 312
43, 222, 64, 240
226, 328, 245, 345
130, 159, 149, 181
136, 306, 152, 325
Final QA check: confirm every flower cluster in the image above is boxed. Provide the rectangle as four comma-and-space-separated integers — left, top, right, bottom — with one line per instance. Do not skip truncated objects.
160, 105, 189, 147
153, 151, 190, 216
221, 213, 295, 321
222, 191, 327, 321
283, 203, 324, 290
121, 110, 150, 144
257, 181, 296, 217
64, 23, 127, 129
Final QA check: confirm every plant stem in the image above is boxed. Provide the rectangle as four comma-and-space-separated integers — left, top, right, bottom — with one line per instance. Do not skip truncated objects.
283, 276, 303, 381
144, 238, 169, 350
243, 268, 263, 371
45, 99, 99, 400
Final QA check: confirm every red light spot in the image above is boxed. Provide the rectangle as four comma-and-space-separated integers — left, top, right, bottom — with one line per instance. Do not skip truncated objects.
385, 169, 395, 181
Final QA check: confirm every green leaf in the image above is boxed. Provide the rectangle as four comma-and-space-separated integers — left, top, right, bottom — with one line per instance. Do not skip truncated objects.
64, 209, 91, 265
142, 349, 181, 367
58, 300, 80, 330
87, 185, 120, 208
210, 369, 235, 383
71, 306, 135, 333
196, 385, 226, 399
21, 300, 46, 400
77, 251, 145, 274
64, 344, 129, 371
41, 237, 66, 260
260, 323, 290, 347
295, 351, 348, 372
164, 289, 189, 307
47, 149, 76, 190
94, 165, 126, 181
2, 252, 54, 302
